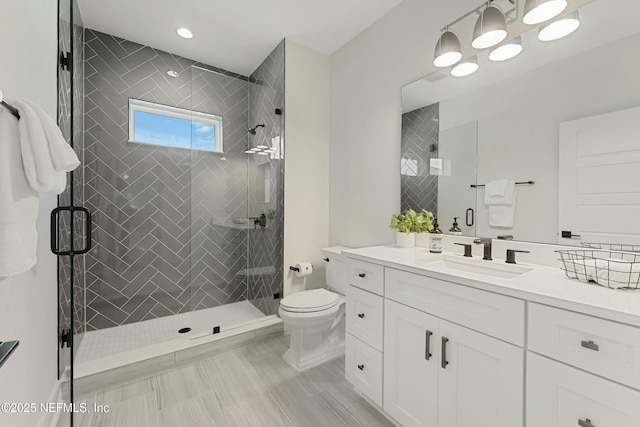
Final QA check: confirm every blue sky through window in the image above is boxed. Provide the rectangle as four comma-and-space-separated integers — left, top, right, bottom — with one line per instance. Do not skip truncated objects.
133, 110, 217, 151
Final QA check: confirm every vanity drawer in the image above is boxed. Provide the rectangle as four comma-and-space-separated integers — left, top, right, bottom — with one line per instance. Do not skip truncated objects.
345, 333, 383, 406
385, 268, 525, 346
347, 259, 384, 296
527, 352, 640, 427
346, 285, 383, 351
529, 303, 640, 390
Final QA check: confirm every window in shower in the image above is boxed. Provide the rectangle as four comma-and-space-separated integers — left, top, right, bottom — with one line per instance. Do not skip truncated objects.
128, 98, 223, 152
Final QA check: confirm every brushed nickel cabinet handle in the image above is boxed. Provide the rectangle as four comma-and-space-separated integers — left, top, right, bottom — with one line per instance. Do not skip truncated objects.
581, 340, 599, 352
425, 330, 433, 360
441, 337, 449, 369
578, 418, 595, 427
358, 273, 366, 278
357, 313, 365, 319
357, 364, 364, 371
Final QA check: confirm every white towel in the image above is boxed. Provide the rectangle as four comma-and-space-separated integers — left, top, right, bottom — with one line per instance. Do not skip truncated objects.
12, 99, 79, 194
594, 259, 640, 289
24, 99, 80, 173
0, 108, 39, 277
0, 99, 80, 277
484, 179, 516, 228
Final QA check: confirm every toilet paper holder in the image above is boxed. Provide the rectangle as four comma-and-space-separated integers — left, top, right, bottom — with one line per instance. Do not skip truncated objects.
289, 266, 300, 272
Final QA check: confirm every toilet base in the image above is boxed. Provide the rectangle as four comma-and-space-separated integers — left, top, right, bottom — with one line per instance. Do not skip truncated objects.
282, 341, 345, 372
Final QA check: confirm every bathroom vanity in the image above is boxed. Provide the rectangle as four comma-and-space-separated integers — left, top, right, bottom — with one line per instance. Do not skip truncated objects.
342, 245, 640, 427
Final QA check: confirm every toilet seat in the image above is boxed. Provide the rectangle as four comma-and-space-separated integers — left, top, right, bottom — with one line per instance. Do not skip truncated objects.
280, 289, 339, 313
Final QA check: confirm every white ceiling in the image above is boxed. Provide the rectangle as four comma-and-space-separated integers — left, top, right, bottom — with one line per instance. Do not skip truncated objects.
402, 0, 639, 112
77, 0, 403, 76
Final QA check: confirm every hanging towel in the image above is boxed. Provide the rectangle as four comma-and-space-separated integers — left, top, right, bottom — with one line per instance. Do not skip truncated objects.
484, 179, 516, 228
0, 100, 80, 277
0, 108, 39, 277
24, 99, 80, 173
12, 99, 79, 194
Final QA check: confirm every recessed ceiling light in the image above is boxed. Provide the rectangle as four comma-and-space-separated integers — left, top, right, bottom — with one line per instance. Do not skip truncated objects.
451, 57, 479, 77
177, 28, 193, 39
538, 11, 580, 42
167, 70, 179, 78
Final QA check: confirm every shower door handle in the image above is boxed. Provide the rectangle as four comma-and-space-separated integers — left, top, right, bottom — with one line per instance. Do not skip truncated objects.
466, 208, 474, 227
51, 206, 93, 256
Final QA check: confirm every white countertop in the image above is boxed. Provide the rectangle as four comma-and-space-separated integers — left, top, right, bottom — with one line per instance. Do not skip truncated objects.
343, 246, 640, 328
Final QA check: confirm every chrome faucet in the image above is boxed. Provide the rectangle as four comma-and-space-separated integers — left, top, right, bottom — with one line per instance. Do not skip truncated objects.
473, 238, 492, 260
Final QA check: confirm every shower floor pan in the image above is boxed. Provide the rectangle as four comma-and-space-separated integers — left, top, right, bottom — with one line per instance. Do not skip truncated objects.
70, 301, 283, 397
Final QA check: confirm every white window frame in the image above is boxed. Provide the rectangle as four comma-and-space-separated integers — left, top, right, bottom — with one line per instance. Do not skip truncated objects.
128, 98, 224, 153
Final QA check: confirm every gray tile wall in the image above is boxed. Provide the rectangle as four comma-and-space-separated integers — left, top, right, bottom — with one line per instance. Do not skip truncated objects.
401, 104, 439, 214
83, 30, 253, 330
247, 41, 285, 315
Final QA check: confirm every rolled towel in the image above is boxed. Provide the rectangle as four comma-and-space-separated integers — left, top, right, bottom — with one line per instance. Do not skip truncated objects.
594, 259, 640, 289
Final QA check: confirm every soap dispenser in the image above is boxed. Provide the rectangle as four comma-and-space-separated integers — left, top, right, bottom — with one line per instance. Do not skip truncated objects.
429, 218, 443, 253
449, 217, 462, 236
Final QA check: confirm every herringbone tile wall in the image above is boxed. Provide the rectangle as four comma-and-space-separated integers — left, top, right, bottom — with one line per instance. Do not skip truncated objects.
83, 30, 271, 331
247, 42, 285, 315
401, 104, 439, 214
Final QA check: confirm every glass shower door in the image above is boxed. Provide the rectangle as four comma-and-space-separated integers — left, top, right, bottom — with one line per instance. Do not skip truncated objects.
56, 0, 86, 425
188, 66, 251, 336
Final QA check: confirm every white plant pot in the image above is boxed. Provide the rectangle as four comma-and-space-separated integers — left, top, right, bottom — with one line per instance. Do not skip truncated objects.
396, 232, 415, 248
415, 232, 430, 248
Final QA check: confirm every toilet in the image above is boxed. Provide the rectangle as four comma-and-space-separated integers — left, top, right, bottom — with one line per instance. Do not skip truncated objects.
279, 247, 350, 371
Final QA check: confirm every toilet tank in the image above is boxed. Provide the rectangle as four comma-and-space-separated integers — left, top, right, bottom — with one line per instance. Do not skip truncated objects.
321, 246, 351, 295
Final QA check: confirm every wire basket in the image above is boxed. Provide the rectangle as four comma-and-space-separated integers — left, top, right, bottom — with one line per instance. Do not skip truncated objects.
556, 249, 640, 290
580, 242, 640, 253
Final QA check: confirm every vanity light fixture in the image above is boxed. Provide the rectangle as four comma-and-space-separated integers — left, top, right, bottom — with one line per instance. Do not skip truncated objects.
472, 5, 508, 49
451, 56, 479, 77
538, 10, 580, 41
489, 36, 523, 61
523, 0, 568, 25
256, 144, 269, 149
433, 30, 463, 68
177, 27, 193, 39
257, 151, 270, 156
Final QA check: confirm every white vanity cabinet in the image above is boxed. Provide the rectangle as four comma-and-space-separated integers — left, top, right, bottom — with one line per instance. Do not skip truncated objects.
344, 259, 525, 427
383, 288, 523, 427
527, 303, 640, 427
343, 249, 640, 427
345, 259, 385, 406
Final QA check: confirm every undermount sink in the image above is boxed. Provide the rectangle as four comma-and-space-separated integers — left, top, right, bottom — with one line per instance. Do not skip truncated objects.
421, 254, 533, 279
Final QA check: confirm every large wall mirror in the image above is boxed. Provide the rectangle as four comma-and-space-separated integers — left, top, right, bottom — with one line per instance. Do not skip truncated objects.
401, 0, 640, 246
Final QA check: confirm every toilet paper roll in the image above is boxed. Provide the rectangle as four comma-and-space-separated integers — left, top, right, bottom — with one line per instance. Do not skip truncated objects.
294, 261, 313, 278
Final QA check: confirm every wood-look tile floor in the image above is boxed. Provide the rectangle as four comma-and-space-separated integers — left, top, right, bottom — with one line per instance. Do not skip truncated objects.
75, 335, 394, 427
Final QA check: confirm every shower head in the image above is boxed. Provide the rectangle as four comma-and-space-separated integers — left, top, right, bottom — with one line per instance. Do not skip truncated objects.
248, 124, 265, 135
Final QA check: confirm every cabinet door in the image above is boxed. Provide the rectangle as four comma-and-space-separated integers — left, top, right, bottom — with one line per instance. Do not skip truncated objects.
383, 300, 439, 427
527, 352, 640, 427
438, 320, 524, 427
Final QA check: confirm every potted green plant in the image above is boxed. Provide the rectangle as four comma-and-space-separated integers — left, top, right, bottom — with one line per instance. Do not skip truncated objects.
414, 210, 435, 247
390, 209, 419, 248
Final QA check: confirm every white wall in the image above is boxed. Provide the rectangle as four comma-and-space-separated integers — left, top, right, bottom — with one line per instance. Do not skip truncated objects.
329, 0, 477, 247
284, 40, 331, 296
0, 1, 59, 426
440, 32, 640, 243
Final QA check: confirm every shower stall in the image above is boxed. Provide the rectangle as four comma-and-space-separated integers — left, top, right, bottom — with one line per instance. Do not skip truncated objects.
56, 0, 285, 419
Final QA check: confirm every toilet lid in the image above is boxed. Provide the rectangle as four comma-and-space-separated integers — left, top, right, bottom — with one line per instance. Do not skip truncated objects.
280, 289, 339, 313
